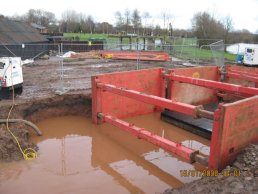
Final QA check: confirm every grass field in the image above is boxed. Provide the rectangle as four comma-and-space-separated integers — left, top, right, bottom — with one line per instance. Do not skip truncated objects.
64, 33, 110, 41
64, 33, 236, 62
171, 46, 235, 61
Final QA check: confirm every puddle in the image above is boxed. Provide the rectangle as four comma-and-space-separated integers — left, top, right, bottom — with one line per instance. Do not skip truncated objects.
0, 114, 210, 194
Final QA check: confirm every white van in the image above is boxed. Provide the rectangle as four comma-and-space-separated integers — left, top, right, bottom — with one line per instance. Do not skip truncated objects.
0, 57, 23, 99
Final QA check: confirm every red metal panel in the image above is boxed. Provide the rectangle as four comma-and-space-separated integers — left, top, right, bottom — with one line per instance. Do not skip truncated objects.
226, 65, 258, 88
168, 66, 219, 105
92, 68, 164, 122
226, 72, 258, 83
209, 96, 258, 171
208, 106, 223, 170
169, 74, 258, 96
102, 114, 197, 162
99, 83, 198, 117
100, 51, 171, 61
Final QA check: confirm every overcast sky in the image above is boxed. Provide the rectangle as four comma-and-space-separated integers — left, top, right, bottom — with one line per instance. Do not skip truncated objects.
1, 0, 258, 33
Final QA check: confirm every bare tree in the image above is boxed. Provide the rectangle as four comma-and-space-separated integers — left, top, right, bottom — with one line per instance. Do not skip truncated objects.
191, 12, 224, 40
86, 16, 95, 34
115, 11, 124, 32
131, 9, 141, 34
223, 16, 234, 44
26, 9, 56, 26
61, 10, 80, 33
160, 12, 173, 35
142, 12, 151, 35
124, 9, 131, 34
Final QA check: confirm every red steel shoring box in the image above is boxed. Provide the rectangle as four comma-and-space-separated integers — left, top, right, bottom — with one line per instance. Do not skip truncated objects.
92, 66, 258, 170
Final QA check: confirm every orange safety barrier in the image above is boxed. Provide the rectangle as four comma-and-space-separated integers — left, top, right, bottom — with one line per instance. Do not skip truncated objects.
100, 51, 171, 61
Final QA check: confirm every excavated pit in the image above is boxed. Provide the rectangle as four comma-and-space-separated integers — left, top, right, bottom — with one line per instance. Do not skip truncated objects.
0, 58, 257, 194
0, 93, 213, 194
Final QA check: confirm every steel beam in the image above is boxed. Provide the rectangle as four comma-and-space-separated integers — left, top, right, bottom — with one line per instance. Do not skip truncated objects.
168, 74, 258, 96
227, 69, 258, 77
97, 83, 214, 119
98, 113, 199, 163
226, 72, 258, 83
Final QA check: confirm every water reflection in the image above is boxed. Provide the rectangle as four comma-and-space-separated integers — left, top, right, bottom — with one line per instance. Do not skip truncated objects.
0, 114, 210, 194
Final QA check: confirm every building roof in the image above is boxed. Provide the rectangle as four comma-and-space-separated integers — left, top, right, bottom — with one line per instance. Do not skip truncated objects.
0, 19, 47, 44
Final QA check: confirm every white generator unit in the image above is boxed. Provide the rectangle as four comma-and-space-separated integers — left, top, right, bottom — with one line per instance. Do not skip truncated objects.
243, 47, 258, 66
0, 57, 23, 99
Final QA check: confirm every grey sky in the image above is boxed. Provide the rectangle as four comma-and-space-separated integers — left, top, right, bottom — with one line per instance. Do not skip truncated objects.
1, 0, 258, 32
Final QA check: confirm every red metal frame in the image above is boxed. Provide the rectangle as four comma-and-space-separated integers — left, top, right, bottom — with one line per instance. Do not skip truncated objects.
92, 66, 258, 170
100, 113, 198, 162
168, 66, 220, 105
168, 74, 258, 96
226, 72, 258, 83
225, 65, 258, 88
100, 51, 171, 61
98, 83, 200, 117
209, 96, 258, 170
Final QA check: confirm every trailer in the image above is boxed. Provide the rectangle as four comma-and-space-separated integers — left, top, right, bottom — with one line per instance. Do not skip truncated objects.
92, 65, 258, 171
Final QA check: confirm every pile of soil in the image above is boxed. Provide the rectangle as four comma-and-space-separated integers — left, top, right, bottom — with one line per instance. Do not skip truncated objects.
163, 144, 258, 194
0, 123, 37, 161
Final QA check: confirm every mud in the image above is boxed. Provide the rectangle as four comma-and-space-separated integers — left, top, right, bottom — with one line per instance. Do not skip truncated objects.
0, 93, 91, 161
0, 58, 257, 193
0, 58, 172, 162
0, 114, 209, 194
163, 144, 258, 194
0, 123, 37, 162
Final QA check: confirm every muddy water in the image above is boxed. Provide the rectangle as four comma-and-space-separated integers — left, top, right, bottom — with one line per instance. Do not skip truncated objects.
0, 113, 210, 194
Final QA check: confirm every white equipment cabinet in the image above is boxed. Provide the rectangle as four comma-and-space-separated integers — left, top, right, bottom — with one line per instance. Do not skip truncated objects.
0, 57, 23, 99
243, 48, 258, 66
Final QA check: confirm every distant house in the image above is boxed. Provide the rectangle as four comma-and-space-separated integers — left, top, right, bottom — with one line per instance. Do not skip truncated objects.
0, 19, 48, 59
30, 23, 48, 34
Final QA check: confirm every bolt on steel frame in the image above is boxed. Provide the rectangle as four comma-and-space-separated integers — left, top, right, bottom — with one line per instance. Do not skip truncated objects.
92, 66, 258, 170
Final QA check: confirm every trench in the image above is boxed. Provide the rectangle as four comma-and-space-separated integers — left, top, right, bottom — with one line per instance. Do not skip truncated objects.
0, 94, 210, 194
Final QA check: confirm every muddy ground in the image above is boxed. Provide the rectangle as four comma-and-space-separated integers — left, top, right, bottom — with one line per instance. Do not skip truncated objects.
0, 57, 174, 161
0, 57, 257, 193
164, 144, 258, 194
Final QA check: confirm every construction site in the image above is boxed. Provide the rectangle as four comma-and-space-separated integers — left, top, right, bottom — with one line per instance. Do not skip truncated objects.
0, 20, 258, 194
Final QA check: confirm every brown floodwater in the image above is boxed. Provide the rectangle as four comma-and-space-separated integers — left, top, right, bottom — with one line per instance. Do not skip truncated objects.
0, 113, 210, 194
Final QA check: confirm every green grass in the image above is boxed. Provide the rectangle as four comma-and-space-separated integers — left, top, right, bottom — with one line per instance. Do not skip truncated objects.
64, 33, 110, 41
64, 34, 236, 62
171, 46, 236, 62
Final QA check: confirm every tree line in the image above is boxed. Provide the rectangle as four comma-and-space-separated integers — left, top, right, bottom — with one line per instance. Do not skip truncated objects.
1, 9, 258, 44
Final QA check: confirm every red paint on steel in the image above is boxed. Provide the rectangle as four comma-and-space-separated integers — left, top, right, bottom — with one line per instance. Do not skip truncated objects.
100, 51, 171, 61
226, 72, 258, 83
102, 114, 197, 162
225, 65, 258, 88
92, 68, 164, 121
168, 66, 219, 105
209, 106, 223, 170
92, 67, 258, 169
209, 96, 258, 171
168, 74, 258, 96
99, 83, 198, 117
